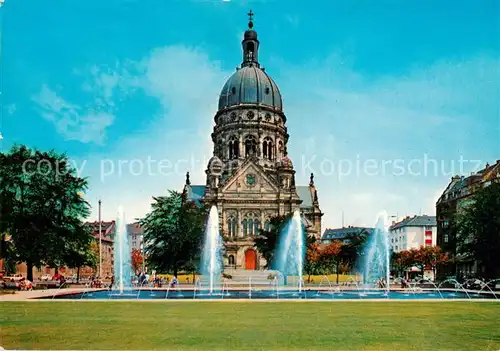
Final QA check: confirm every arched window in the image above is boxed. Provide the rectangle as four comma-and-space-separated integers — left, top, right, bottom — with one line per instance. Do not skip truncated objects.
246, 42, 255, 61
254, 219, 260, 234
245, 135, 257, 157
228, 255, 235, 265
227, 216, 237, 237
242, 219, 248, 236
262, 137, 273, 160
228, 136, 239, 159
242, 213, 261, 236
264, 220, 271, 232
248, 219, 254, 236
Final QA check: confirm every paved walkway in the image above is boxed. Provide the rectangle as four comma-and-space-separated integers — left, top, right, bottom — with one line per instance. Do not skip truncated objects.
0, 288, 102, 301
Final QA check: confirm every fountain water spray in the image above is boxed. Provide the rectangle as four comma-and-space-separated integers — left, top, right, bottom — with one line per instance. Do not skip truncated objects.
274, 210, 305, 292
360, 212, 391, 293
200, 206, 223, 294
113, 206, 132, 294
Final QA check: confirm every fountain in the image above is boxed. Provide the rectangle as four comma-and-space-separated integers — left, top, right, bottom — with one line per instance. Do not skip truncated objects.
273, 209, 306, 293
200, 205, 223, 294
112, 206, 132, 294
360, 212, 391, 293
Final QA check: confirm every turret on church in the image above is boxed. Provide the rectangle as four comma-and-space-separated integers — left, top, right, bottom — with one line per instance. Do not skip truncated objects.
183, 11, 323, 270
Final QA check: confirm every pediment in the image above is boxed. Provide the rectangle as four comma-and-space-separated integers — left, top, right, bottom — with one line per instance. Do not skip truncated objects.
222, 160, 279, 193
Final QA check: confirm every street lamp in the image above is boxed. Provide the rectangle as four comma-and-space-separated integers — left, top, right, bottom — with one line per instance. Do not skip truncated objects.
98, 199, 102, 278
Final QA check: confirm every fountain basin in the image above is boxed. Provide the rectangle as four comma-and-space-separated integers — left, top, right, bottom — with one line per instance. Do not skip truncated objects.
43, 288, 497, 300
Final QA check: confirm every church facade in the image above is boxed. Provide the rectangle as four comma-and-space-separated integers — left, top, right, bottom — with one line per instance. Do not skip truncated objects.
183, 13, 323, 270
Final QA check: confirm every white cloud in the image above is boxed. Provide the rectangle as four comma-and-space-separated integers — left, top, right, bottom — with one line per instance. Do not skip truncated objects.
32, 85, 115, 145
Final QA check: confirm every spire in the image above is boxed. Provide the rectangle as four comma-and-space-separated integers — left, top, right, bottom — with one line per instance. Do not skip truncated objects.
185, 171, 191, 185
241, 10, 260, 68
309, 173, 314, 186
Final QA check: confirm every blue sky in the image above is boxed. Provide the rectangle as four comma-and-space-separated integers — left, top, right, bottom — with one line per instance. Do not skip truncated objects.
2, 0, 499, 228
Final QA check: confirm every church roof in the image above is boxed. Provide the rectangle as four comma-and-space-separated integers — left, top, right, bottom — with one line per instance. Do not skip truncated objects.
218, 65, 282, 111
296, 186, 313, 209
185, 185, 206, 207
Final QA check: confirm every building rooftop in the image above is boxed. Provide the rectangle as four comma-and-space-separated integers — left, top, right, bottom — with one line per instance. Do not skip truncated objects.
389, 215, 436, 231
127, 222, 144, 236
437, 160, 500, 205
86, 220, 115, 243
321, 226, 374, 241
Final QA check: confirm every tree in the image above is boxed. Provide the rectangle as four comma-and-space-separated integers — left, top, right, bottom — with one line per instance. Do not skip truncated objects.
304, 241, 322, 282
63, 231, 97, 283
391, 250, 413, 278
254, 214, 290, 268
319, 241, 344, 283
0, 145, 91, 281
131, 248, 144, 274
408, 247, 426, 278
140, 191, 206, 276
338, 231, 370, 273
456, 182, 500, 279
0, 232, 16, 275
425, 246, 448, 279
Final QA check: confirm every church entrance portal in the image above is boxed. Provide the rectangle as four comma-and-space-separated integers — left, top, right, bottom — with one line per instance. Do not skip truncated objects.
245, 249, 257, 270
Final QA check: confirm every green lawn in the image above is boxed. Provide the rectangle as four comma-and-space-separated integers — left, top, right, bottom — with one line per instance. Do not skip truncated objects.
1, 301, 499, 350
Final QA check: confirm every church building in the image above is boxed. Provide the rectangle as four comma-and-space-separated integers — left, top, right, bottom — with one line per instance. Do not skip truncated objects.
183, 12, 323, 270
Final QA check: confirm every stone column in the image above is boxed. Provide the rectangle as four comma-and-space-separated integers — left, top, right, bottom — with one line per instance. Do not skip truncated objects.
239, 132, 244, 159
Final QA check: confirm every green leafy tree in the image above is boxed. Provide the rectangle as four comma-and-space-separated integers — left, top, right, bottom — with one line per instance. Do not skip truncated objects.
140, 191, 206, 276
0, 145, 90, 281
456, 182, 500, 279
0, 232, 16, 275
254, 214, 290, 268
63, 225, 97, 283
340, 231, 369, 273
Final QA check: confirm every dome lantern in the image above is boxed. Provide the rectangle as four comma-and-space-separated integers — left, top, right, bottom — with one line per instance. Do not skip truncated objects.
217, 11, 283, 112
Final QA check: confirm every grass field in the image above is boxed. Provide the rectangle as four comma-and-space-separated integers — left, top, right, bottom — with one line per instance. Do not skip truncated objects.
1, 301, 499, 350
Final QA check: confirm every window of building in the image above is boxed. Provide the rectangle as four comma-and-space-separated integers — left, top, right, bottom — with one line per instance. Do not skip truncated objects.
228, 136, 239, 159
227, 216, 237, 237
228, 255, 235, 265
242, 213, 260, 236
244, 135, 257, 157
262, 137, 274, 160
425, 226, 433, 230
444, 234, 449, 243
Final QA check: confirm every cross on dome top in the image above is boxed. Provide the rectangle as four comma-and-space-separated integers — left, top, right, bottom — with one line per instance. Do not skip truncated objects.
248, 10, 254, 28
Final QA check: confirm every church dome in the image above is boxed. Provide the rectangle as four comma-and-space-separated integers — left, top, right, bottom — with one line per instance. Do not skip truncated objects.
218, 66, 283, 111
